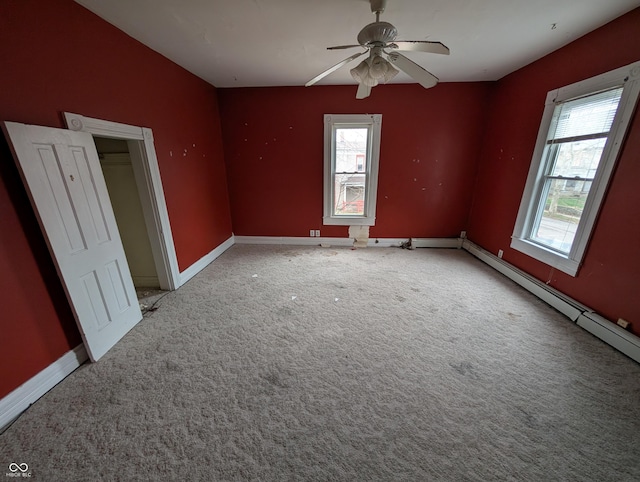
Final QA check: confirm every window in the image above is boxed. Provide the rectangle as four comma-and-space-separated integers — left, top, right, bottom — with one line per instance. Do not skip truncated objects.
511, 61, 640, 276
323, 114, 382, 226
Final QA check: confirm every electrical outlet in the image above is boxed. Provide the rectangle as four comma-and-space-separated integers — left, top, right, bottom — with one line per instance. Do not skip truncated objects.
617, 318, 630, 330
315, 230, 320, 237
498, 249, 504, 259
309, 229, 315, 237
460, 230, 467, 239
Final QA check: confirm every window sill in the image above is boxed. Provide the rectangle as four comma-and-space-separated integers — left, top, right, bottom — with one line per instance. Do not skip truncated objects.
510, 237, 579, 276
323, 216, 375, 227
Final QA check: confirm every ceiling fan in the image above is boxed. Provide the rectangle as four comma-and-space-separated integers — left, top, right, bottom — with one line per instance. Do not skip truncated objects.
305, 0, 449, 99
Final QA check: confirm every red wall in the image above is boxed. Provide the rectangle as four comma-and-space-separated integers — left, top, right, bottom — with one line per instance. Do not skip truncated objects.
467, 8, 640, 335
0, 0, 232, 397
2, 0, 638, 401
218, 83, 492, 239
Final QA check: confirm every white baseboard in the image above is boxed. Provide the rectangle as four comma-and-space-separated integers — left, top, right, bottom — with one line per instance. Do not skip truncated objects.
234, 236, 435, 248
0, 344, 88, 433
368, 238, 408, 247
463, 239, 640, 363
178, 235, 235, 286
577, 312, 640, 363
132, 275, 160, 287
411, 237, 463, 249
234, 236, 353, 246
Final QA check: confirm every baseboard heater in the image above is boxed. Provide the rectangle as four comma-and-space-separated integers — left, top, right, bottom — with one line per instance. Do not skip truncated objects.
234, 236, 464, 249
234, 236, 410, 248
461, 239, 640, 364
410, 237, 462, 249
576, 312, 640, 362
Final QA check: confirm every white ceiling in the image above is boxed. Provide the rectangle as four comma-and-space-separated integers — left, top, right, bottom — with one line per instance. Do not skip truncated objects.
75, 0, 640, 88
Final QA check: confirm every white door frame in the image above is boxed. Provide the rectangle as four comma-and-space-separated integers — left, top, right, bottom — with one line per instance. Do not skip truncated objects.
64, 112, 179, 290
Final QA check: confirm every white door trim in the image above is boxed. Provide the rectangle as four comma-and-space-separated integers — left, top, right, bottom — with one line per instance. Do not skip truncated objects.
64, 112, 179, 290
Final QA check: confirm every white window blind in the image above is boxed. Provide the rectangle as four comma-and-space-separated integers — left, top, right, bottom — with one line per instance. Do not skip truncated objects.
527, 87, 624, 254
549, 87, 623, 142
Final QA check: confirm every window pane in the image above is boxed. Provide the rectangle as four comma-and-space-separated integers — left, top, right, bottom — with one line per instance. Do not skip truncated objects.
335, 128, 368, 173
548, 138, 607, 178
334, 173, 365, 215
551, 87, 623, 140
531, 179, 592, 253
323, 114, 382, 226
532, 87, 622, 255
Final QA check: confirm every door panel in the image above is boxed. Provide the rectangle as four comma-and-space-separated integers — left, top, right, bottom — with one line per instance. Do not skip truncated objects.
70, 145, 112, 245
3, 121, 142, 361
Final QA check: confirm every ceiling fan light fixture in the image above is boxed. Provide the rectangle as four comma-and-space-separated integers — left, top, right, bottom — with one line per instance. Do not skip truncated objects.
351, 54, 398, 88
362, 75, 379, 87
382, 62, 399, 83
351, 58, 379, 87
350, 60, 369, 83
368, 55, 389, 79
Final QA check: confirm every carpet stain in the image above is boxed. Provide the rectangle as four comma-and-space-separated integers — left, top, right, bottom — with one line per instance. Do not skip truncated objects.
450, 361, 476, 377
261, 370, 290, 389
164, 360, 183, 372
517, 407, 538, 428
283, 251, 301, 257
322, 251, 338, 257
277, 305, 294, 316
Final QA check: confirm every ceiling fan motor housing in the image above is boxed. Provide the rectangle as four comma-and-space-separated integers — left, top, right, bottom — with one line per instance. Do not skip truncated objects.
357, 21, 398, 46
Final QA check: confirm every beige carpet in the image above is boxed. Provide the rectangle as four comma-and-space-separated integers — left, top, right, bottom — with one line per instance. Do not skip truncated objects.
1, 245, 639, 481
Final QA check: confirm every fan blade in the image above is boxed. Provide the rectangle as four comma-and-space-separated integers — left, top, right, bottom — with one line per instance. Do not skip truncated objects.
327, 45, 363, 50
356, 83, 371, 99
305, 51, 367, 87
387, 52, 438, 89
389, 41, 450, 55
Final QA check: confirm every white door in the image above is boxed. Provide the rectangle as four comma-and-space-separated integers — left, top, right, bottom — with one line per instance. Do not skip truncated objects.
3, 121, 142, 361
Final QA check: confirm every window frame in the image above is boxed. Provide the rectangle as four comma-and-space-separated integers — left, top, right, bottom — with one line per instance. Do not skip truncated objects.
511, 61, 640, 276
323, 114, 382, 226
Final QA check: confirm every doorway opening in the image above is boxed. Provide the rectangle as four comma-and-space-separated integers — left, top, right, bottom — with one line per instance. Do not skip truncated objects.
94, 137, 166, 313
64, 112, 180, 296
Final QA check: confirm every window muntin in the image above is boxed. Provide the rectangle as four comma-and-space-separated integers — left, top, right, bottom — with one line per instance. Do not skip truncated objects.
511, 61, 640, 276
323, 114, 382, 226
